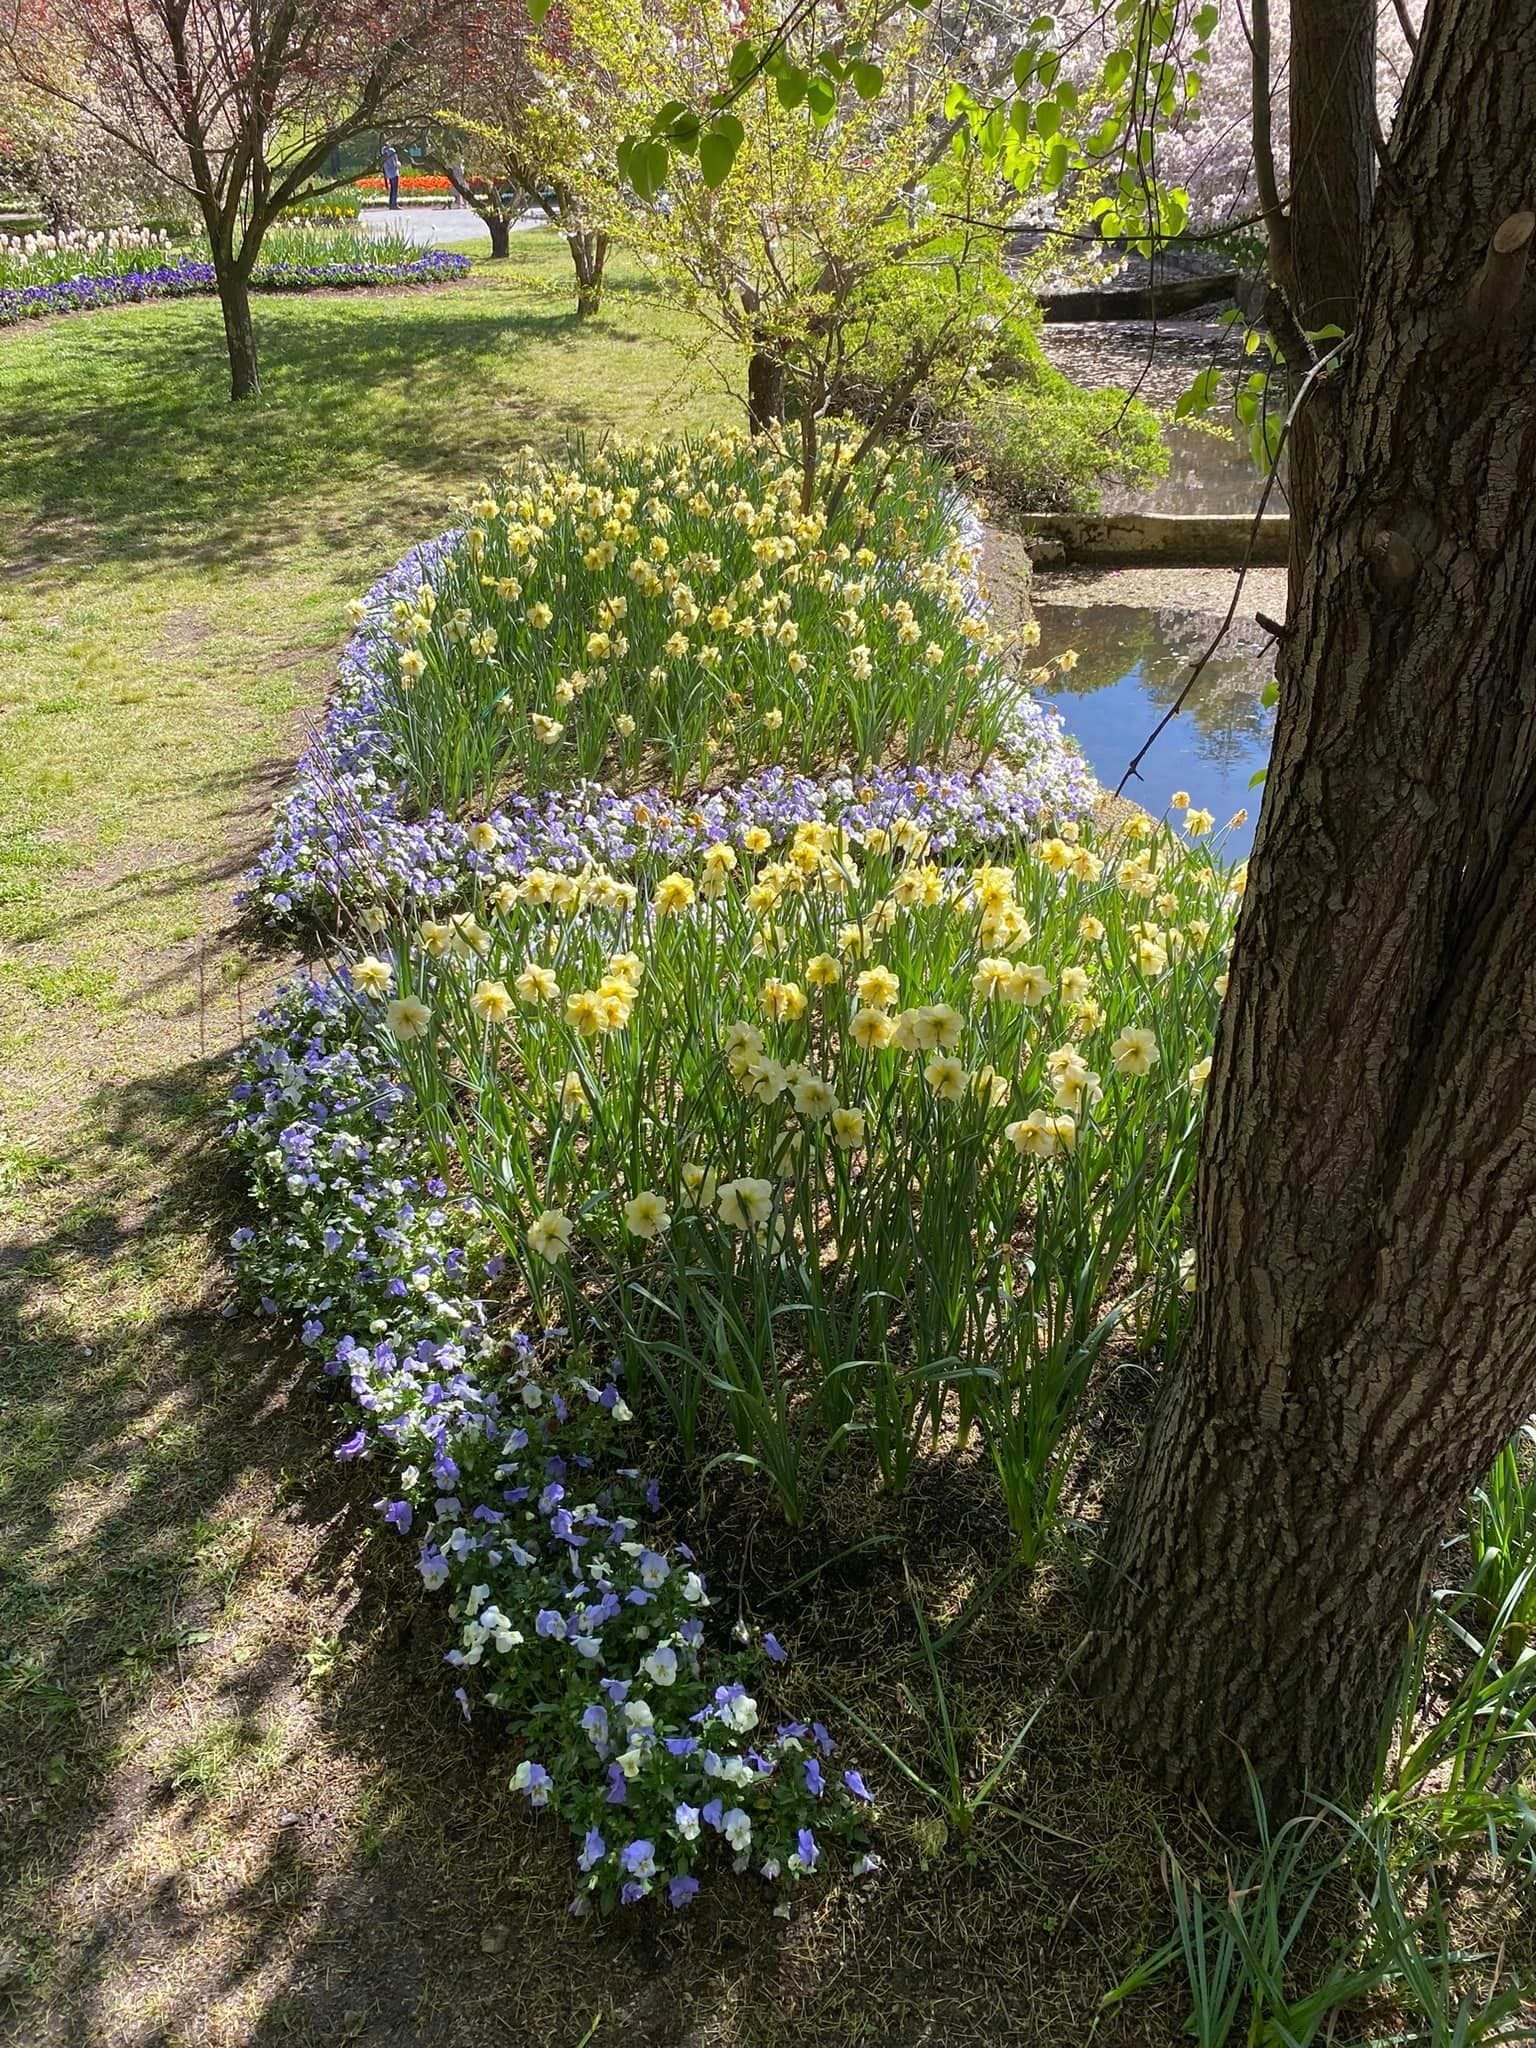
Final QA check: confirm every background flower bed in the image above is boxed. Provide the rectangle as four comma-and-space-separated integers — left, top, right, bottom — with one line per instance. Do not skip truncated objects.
230, 429, 1245, 1918
242, 430, 1098, 932
0, 222, 471, 328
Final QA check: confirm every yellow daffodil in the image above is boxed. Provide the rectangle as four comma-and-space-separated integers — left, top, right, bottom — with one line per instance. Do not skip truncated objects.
1003, 964, 1050, 1008
352, 955, 392, 998
1111, 1027, 1159, 1076
848, 1007, 897, 1051
924, 1055, 969, 1101
1184, 807, 1215, 837
717, 1177, 774, 1230
973, 1065, 1009, 1108
972, 956, 1014, 1001
527, 1209, 573, 1263
386, 994, 431, 1040
515, 963, 560, 1005
470, 979, 515, 1026
854, 964, 900, 1009
831, 1106, 866, 1150
1005, 1109, 1076, 1160
654, 873, 696, 915
565, 990, 608, 1037
805, 954, 841, 988
1050, 1053, 1102, 1115
623, 1190, 671, 1239
791, 1073, 838, 1120
466, 821, 499, 853
761, 978, 807, 1022
1188, 1056, 1213, 1090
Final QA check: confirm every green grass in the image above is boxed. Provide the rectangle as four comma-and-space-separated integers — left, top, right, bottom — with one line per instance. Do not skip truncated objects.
0, 236, 752, 2043
0, 237, 725, 1030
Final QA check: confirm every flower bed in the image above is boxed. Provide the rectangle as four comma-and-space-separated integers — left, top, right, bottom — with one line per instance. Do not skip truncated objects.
232, 428, 1243, 1914
0, 249, 471, 328
357, 173, 458, 197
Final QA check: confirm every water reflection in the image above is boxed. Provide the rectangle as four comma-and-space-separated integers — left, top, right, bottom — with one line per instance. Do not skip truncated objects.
1032, 600, 1275, 853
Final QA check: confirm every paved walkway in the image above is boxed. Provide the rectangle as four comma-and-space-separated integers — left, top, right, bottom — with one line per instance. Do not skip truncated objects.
356, 204, 545, 248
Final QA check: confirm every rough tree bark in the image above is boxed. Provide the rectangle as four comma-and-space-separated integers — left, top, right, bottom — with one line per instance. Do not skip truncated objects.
1088, 0, 1536, 1820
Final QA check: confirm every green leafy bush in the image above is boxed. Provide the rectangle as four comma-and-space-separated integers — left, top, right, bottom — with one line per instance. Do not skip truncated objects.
826, 246, 1166, 515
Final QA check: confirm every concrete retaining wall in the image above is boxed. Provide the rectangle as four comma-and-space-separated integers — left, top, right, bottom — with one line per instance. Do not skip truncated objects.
1018, 512, 1289, 567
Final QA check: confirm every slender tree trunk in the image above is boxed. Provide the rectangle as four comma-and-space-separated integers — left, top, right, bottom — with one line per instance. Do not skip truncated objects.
214, 250, 260, 401
569, 230, 607, 318
1280, 0, 1377, 562
747, 347, 785, 433
1088, 0, 1536, 1822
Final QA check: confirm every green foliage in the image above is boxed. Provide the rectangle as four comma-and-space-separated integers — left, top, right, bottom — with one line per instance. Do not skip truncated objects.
958, 374, 1167, 517
826, 248, 1166, 515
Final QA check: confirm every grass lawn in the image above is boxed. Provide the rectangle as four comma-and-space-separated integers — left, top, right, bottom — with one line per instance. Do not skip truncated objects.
0, 237, 759, 2046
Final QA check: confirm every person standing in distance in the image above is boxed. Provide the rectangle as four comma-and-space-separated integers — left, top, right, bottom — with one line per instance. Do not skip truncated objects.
381, 140, 401, 210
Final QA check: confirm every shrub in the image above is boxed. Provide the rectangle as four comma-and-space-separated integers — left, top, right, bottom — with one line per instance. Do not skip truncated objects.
830, 251, 1168, 515
954, 372, 1170, 517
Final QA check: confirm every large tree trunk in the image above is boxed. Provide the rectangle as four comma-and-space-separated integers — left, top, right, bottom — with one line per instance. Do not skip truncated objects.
487, 214, 511, 260
1088, 0, 1536, 1822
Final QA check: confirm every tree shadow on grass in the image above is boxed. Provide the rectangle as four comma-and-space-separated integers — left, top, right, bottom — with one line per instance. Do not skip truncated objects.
0, 1051, 1190, 2048
1, 281, 720, 591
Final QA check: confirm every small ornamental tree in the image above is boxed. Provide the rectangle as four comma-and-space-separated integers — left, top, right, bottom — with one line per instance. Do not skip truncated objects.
604, 0, 1102, 506
3, 0, 467, 397
427, 0, 623, 312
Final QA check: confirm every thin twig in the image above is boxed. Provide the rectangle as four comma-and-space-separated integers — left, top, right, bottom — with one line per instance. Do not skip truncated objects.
1114, 337, 1350, 796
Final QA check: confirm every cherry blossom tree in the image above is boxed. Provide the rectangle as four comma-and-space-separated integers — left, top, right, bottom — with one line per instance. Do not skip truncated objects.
3, 0, 468, 396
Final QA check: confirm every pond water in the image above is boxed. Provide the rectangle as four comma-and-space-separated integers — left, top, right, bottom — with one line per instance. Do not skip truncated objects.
1031, 599, 1275, 855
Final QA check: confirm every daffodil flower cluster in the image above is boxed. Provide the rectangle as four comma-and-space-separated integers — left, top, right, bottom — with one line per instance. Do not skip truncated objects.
241, 438, 1094, 933
227, 975, 873, 1912
356, 805, 1237, 1542
379, 425, 1016, 807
